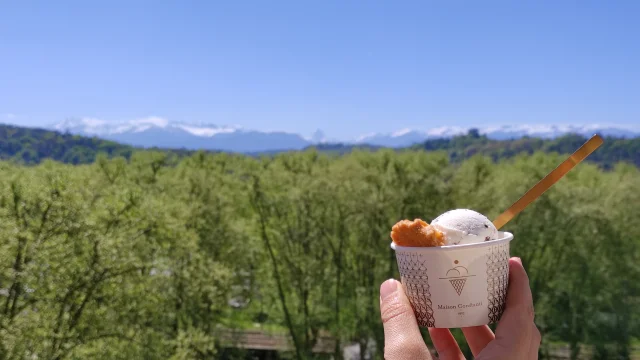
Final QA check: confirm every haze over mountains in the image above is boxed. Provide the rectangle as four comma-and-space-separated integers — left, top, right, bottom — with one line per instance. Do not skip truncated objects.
49, 117, 640, 153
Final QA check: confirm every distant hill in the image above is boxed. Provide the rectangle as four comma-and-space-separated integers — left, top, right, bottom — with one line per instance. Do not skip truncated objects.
0, 124, 192, 164
412, 129, 640, 169
302, 143, 383, 155
1, 123, 638, 168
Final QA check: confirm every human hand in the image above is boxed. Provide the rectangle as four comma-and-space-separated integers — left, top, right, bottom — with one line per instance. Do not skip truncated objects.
379, 257, 540, 359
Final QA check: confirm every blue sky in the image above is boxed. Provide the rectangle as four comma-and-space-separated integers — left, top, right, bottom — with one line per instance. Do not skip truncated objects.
1, 1, 639, 139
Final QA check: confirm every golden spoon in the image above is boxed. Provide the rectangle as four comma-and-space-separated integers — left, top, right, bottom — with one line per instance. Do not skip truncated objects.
493, 134, 604, 230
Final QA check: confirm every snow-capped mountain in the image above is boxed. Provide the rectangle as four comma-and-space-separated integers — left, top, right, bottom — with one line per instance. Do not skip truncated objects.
309, 129, 328, 143
50, 118, 639, 152
355, 124, 640, 147
355, 127, 468, 147
53, 117, 310, 153
480, 124, 640, 140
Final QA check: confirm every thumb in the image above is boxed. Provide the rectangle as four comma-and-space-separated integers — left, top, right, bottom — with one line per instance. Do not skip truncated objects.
380, 279, 432, 360
487, 258, 541, 354
496, 258, 536, 332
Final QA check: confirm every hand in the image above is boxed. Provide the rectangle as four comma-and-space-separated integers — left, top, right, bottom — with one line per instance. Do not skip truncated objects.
379, 257, 541, 359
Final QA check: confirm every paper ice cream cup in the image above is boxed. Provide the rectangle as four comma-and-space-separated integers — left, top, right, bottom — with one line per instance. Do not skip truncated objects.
391, 231, 513, 328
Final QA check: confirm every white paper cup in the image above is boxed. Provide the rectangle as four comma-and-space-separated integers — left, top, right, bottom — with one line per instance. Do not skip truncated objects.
391, 231, 513, 328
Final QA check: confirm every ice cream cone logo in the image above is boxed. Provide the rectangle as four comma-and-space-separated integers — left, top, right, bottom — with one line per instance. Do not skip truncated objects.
440, 261, 475, 296
449, 278, 467, 296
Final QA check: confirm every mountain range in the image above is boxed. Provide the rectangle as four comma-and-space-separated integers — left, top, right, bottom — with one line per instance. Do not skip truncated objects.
2, 123, 639, 168
50, 118, 640, 153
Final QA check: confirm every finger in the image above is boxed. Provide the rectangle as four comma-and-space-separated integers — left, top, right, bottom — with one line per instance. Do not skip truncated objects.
494, 258, 536, 344
427, 328, 465, 360
380, 279, 432, 360
461, 325, 494, 356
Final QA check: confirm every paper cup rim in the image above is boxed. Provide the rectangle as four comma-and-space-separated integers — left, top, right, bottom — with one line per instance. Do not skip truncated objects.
391, 231, 514, 252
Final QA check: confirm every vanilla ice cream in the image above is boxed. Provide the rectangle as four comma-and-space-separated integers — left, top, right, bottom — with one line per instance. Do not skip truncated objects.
431, 209, 498, 246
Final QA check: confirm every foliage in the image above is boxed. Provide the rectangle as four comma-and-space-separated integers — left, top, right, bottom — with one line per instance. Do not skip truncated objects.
0, 146, 639, 359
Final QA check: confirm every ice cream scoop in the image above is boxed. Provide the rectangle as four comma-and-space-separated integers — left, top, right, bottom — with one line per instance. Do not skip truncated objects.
431, 209, 498, 245
390, 209, 497, 247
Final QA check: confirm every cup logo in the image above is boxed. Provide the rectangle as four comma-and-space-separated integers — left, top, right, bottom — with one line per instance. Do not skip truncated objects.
440, 260, 475, 296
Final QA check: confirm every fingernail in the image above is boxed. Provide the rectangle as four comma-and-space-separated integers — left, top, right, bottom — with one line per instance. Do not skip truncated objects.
380, 279, 398, 301
514, 257, 522, 264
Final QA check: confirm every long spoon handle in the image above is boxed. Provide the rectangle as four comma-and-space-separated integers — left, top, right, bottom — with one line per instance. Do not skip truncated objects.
493, 134, 604, 230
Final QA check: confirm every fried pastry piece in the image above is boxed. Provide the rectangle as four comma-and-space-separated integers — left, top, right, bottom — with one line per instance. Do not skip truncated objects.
390, 219, 445, 247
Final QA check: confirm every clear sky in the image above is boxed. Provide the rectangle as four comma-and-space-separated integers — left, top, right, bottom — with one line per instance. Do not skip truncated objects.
1, 1, 639, 139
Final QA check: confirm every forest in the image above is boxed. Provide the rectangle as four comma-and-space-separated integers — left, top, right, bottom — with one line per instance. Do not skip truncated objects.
0, 142, 639, 360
